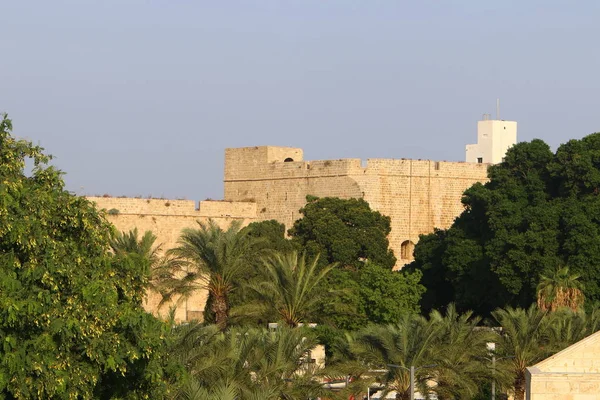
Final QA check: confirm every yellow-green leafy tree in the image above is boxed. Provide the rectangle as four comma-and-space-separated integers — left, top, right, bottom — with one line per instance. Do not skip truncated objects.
0, 114, 173, 399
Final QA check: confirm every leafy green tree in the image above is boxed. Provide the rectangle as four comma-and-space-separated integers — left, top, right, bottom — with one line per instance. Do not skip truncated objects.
289, 196, 396, 270
176, 381, 239, 400
0, 114, 171, 398
241, 219, 298, 254
317, 268, 370, 330
408, 135, 600, 315
407, 229, 454, 314
163, 219, 259, 330
289, 196, 423, 328
358, 263, 425, 324
245, 251, 336, 327
315, 265, 425, 331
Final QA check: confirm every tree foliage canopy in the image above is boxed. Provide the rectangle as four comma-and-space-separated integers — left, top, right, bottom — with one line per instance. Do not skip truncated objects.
288, 196, 423, 329
289, 196, 396, 270
408, 134, 600, 316
0, 114, 171, 398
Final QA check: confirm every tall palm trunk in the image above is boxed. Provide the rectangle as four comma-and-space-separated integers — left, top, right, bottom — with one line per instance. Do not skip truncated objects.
514, 372, 526, 400
211, 294, 229, 330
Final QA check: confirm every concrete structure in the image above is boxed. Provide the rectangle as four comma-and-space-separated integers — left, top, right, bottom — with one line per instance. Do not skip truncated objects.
89, 117, 517, 321
466, 116, 517, 164
526, 330, 600, 399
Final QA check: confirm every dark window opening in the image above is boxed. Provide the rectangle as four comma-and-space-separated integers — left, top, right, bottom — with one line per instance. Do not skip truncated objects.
477, 157, 483, 164
401, 240, 415, 260
284, 157, 294, 162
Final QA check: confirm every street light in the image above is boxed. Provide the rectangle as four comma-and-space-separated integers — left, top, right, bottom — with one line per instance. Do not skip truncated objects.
478, 342, 514, 400
387, 363, 437, 400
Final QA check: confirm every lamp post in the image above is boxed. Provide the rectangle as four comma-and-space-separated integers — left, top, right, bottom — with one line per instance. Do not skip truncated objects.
387, 363, 436, 400
479, 342, 514, 400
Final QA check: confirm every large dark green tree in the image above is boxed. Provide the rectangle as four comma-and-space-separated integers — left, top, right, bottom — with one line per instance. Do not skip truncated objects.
358, 263, 424, 325
289, 196, 396, 270
289, 196, 423, 329
0, 114, 171, 398
408, 134, 600, 316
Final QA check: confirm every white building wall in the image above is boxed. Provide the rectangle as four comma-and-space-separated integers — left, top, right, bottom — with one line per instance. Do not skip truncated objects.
466, 119, 517, 164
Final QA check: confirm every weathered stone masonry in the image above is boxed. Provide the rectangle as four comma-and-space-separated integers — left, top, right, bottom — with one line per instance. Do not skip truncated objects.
87, 197, 258, 322
223, 146, 489, 266
90, 145, 491, 321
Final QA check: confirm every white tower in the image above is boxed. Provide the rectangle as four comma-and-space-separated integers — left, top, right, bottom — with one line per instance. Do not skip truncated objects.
465, 114, 517, 164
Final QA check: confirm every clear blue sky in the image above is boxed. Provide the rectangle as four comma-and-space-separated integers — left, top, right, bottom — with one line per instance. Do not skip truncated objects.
2, 1, 599, 200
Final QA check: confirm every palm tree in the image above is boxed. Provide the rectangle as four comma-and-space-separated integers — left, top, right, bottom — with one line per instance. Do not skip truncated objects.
429, 304, 494, 400
169, 322, 234, 385
492, 305, 553, 400
235, 326, 324, 398
110, 228, 162, 262
163, 219, 258, 330
170, 323, 324, 399
176, 379, 239, 400
109, 228, 165, 302
352, 313, 441, 400
585, 303, 600, 334
536, 265, 584, 312
244, 251, 336, 327
547, 308, 590, 353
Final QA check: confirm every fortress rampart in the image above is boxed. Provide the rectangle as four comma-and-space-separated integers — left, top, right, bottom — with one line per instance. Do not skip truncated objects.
87, 196, 257, 322
223, 146, 489, 265
89, 145, 491, 322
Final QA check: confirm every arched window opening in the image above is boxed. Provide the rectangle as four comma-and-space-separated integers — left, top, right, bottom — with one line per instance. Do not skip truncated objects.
401, 240, 415, 261
284, 157, 294, 162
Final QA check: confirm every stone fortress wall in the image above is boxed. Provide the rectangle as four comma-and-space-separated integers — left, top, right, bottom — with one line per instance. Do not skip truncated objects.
87, 196, 258, 322
90, 149, 489, 321
223, 146, 489, 266
89, 118, 514, 321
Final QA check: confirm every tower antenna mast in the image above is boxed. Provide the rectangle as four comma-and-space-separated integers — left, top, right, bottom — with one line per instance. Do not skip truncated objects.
496, 98, 500, 120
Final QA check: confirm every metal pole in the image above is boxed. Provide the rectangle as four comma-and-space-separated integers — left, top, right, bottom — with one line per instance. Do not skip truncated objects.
491, 355, 496, 400
496, 98, 500, 120
410, 365, 415, 400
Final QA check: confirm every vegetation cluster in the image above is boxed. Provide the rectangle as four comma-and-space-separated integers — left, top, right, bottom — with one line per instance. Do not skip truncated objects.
2, 113, 600, 399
